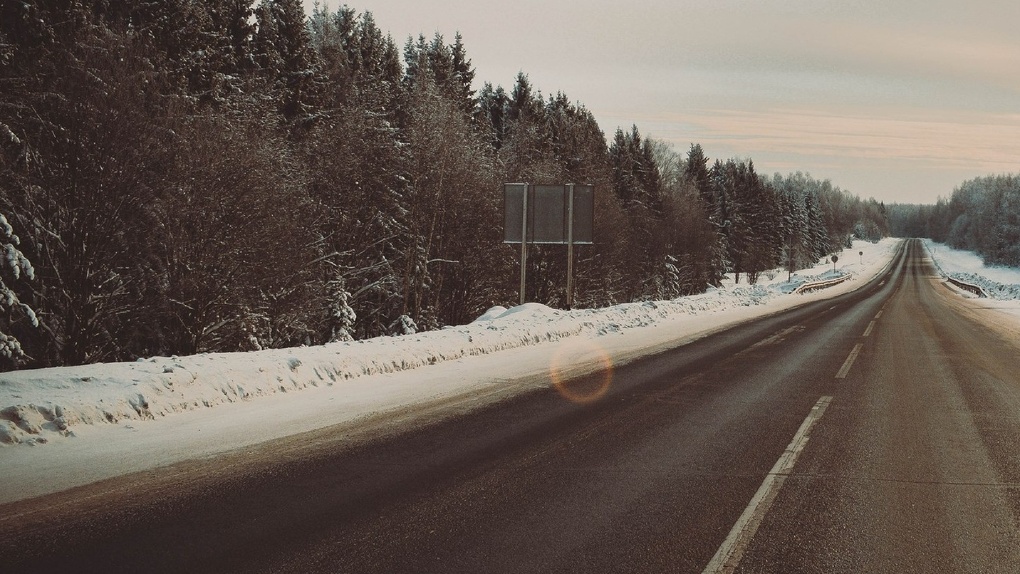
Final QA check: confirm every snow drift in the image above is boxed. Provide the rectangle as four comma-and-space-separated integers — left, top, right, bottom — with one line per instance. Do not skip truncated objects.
1, 239, 902, 448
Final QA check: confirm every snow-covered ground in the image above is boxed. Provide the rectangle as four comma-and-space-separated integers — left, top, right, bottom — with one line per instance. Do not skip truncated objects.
0, 239, 904, 503
922, 239, 1020, 330
923, 239, 1020, 300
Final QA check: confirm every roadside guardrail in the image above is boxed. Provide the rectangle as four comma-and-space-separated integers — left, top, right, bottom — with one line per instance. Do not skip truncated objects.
946, 277, 988, 298
792, 274, 852, 294
922, 240, 989, 298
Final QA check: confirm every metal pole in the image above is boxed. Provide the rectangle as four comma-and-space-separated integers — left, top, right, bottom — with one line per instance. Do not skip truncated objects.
520, 183, 528, 305
566, 184, 575, 310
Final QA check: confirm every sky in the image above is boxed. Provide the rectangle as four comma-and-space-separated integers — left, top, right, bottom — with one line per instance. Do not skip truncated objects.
302, 0, 1020, 205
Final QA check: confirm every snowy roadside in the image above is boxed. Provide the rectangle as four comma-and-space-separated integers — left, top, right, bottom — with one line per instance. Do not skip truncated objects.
1, 238, 900, 503
923, 239, 1020, 301
922, 239, 1020, 327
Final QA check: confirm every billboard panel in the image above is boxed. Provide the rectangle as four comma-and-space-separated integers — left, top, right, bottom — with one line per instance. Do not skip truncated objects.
503, 183, 528, 243
503, 184, 594, 245
571, 185, 594, 244
531, 184, 567, 244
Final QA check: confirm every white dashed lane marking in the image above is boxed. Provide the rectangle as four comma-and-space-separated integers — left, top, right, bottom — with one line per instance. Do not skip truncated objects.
835, 344, 863, 379
702, 396, 833, 574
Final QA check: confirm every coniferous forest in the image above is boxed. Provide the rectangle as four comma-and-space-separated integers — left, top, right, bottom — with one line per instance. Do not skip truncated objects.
0, 1, 892, 370
887, 175, 1020, 268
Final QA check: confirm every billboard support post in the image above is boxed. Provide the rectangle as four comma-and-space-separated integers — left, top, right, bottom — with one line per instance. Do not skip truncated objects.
520, 182, 529, 306
566, 183, 575, 310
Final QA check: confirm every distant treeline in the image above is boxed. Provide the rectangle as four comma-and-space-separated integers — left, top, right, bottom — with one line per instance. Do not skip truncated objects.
888, 174, 1020, 266
0, 1, 888, 370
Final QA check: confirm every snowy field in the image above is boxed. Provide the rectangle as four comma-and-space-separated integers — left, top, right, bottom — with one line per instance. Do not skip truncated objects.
0, 238, 910, 502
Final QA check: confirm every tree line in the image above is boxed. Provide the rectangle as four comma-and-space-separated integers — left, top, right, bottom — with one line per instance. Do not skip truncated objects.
0, 1, 889, 370
888, 174, 1020, 266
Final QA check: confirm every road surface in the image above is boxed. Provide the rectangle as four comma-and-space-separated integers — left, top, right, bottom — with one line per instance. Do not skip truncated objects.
2, 238, 1019, 573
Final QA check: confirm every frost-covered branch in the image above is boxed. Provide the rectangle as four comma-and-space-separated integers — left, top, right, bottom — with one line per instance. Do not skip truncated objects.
0, 213, 38, 366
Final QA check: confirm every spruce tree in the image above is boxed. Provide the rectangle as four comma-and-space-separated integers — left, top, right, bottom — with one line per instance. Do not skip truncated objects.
476, 82, 509, 149
804, 191, 830, 262
450, 32, 476, 113
685, 144, 714, 216
253, 0, 316, 120
0, 212, 37, 366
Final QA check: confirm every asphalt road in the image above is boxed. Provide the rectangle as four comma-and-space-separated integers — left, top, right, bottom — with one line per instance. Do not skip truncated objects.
3, 238, 1020, 573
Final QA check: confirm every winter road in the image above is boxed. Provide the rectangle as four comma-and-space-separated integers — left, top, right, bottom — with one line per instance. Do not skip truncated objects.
3, 239, 1020, 572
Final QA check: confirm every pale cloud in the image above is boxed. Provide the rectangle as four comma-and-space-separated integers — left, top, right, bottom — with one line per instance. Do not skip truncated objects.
675, 108, 1020, 170
304, 0, 1019, 203
616, 107, 1020, 200
768, 19, 1020, 105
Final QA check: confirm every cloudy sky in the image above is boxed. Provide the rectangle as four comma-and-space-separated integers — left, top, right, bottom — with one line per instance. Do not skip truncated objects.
304, 0, 1019, 204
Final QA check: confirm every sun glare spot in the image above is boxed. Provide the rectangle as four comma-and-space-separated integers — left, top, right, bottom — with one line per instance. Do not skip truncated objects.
549, 339, 614, 404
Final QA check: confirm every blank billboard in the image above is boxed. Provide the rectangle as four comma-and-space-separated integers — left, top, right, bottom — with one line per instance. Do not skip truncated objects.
503, 184, 594, 245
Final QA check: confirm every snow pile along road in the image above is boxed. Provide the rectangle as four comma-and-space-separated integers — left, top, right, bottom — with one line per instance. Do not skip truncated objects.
923, 239, 1020, 300
1, 239, 900, 450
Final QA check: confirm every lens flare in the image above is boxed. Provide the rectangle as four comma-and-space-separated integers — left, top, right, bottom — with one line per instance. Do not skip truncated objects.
549, 339, 614, 404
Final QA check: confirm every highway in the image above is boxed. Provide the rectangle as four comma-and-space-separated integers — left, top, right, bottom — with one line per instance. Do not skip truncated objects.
3, 238, 1020, 573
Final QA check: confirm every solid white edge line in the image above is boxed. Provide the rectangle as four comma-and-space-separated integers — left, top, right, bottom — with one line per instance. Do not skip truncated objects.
702, 396, 833, 574
835, 343, 863, 379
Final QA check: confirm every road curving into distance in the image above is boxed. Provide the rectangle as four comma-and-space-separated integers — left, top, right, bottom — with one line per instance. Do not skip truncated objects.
2, 238, 1019, 573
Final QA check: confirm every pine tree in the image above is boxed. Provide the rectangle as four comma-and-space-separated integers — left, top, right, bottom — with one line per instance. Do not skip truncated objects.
326, 274, 357, 342
0, 212, 37, 366
476, 82, 509, 149
610, 128, 637, 207
0, 3, 182, 364
204, 0, 258, 103
305, 6, 409, 339
353, 12, 402, 108
450, 32, 476, 113
426, 34, 455, 93
638, 134, 664, 215
508, 72, 543, 123
778, 186, 809, 280
743, 174, 783, 284
399, 61, 498, 327
685, 144, 715, 213
402, 34, 429, 91
403, 31, 476, 115
310, 7, 401, 111
609, 125, 663, 214
500, 73, 555, 181
253, 0, 316, 120
804, 191, 830, 262
677, 146, 726, 287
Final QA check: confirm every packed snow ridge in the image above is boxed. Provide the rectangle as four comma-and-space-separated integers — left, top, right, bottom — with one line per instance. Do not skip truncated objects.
0, 238, 927, 448
0, 292, 808, 446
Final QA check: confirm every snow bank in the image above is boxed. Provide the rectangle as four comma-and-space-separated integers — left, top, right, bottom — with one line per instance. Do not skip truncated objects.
0, 239, 899, 449
923, 240, 1020, 301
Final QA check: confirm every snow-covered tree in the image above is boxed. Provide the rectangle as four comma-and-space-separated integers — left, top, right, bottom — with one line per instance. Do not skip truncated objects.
777, 185, 810, 280
326, 276, 357, 343
390, 314, 417, 336
685, 144, 713, 214
936, 175, 1020, 266
254, 0, 317, 119
0, 213, 37, 365
804, 190, 830, 262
